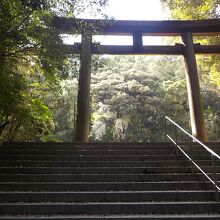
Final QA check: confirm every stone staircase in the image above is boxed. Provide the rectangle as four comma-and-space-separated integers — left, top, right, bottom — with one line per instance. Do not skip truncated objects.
0, 142, 219, 219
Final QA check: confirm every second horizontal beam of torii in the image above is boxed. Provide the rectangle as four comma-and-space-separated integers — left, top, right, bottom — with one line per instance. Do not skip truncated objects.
65, 44, 220, 55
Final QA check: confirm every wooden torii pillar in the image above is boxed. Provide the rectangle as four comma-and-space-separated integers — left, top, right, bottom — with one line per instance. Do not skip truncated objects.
75, 31, 92, 142
182, 33, 207, 141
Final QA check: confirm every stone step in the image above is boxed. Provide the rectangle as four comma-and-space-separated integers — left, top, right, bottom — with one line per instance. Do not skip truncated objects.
0, 145, 172, 151
0, 160, 191, 167
0, 202, 220, 215
0, 214, 220, 219
0, 214, 220, 220
0, 166, 219, 174
1, 142, 219, 219
0, 160, 218, 167
0, 167, 195, 174
0, 150, 179, 156
0, 181, 211, 191
2, 142, 219, 151
0, 191, 218, 202
0, 155, 213, 161
2, 142, 219, 152
0, 150, 218, 156
0, 173, 217, 182
2, 142, 170, 145
1, 143, 172, 150
3, 141, 219, 146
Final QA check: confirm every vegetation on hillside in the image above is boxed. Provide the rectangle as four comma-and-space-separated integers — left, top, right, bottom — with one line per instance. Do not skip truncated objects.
0, 0, 219, 142
0, 0, 108, 142
59, 55, 219, 142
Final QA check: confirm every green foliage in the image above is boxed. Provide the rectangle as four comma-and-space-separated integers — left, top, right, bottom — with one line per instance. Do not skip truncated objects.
0, 0, 63, 141
43, 54, 220, 142
87, 54, 220, 142
89, 55, 189, 142
0, 0, 108, 142
161, 0, 220, 91
2, 0, 218, 142
161, 0, 220, 19
51, 79, 78, 142
160, 0, 220, 140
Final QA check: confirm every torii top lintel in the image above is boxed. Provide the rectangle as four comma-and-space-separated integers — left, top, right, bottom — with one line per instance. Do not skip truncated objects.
53, 17, 220, 36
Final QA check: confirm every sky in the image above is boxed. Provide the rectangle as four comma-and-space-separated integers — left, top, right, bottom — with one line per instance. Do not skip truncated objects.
106, 0, 167, 20
63, 0, 169, 45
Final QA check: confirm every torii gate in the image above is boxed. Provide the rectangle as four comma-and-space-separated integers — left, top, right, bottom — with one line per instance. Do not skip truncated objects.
53, 17, 220, 142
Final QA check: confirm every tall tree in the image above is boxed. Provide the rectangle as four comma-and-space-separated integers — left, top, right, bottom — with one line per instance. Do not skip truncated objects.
161, 0, 220, 19
161, 0, 220, 90
161, 0, 220, 140
88, 54, 220, 142
0, 0, 108, 141
90, 55, 190, 142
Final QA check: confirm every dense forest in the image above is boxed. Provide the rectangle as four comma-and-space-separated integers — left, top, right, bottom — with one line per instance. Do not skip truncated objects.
0, 0, 219, 142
